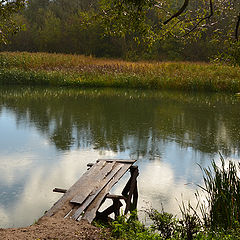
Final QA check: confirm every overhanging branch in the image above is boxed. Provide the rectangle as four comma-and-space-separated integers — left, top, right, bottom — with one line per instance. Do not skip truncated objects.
164, 0, 189, 25
182, 0, 213, 37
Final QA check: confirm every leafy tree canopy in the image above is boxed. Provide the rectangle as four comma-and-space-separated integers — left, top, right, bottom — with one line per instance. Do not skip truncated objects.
0, 0, 26, 44
97, 0, 240, 45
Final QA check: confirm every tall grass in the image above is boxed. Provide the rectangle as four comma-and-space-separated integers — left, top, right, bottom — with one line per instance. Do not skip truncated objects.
200, 155, 240, 230
1, 52, 240, 92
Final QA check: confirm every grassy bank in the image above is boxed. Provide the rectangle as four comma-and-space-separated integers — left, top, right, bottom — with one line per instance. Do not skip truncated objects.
0, 52, 240, 92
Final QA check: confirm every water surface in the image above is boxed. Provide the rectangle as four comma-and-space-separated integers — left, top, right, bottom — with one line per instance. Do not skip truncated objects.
0, 86, 240, 228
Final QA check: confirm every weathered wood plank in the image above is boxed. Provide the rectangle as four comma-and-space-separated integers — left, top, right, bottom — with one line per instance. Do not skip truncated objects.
70, 163, 124, 219
87, 163, 94, 168
97, 159, 136, 163
53, 188, 67, 193
80, 163, 132, 223
106, 194, 127, 200
70, 161, 116, 205
44, 160, 106, 218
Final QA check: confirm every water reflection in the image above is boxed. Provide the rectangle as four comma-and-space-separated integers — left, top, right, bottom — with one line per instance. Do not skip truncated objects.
0, 86, 240, 228
0, 149, 111, 228
1, 87, 240, 157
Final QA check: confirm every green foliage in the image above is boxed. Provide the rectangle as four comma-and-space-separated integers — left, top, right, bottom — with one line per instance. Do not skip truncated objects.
213, 40, 240, 66
99, 210, 240, 240
107, 212, 162, 240
147, 208, 179, 239
146, 205, 203, 239
199, 155, 240, 230
0, 0, 231, 62
0, 0, 26, 44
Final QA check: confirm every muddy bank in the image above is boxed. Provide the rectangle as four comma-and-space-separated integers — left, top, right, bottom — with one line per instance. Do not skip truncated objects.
0, 217, 108, 240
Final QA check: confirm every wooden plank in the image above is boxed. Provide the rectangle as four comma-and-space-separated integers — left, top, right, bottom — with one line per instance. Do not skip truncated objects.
97, 159, 136, 163
87, 163, 94, 168
70, 163, 124, 219
44, 160, 106, 218
53, 188, 67, 193
106, 194, 127, 200
80, 163, 133, 223
70, 161, 116, 205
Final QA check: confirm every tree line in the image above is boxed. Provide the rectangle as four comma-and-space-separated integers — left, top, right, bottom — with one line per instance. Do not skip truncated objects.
1, 0, 239, 63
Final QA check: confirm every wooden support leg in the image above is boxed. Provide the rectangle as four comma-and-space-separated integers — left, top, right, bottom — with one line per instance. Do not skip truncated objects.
96, 198, 123, 221
94, 165, 139, 221
131, 180, 138, 211
122, 166, 139, 214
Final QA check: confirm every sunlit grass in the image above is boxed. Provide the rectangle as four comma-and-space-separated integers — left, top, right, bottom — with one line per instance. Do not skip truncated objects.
0, 52, 240, 92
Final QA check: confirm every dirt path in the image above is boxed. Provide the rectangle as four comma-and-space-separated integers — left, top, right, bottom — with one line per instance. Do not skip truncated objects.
0, 217, 108, 240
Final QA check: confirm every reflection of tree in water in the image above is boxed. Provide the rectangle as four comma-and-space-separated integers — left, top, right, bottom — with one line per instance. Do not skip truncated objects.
0, 87, 240, 158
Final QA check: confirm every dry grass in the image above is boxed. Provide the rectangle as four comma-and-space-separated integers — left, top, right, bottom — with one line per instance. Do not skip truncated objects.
1, 52, 240, 92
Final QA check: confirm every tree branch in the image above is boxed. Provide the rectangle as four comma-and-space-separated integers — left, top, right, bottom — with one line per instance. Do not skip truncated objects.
164, 0, 189, 25
182, 0, 213, 37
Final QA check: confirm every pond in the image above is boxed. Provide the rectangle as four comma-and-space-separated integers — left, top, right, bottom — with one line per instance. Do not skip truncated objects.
0, 86, 240, 228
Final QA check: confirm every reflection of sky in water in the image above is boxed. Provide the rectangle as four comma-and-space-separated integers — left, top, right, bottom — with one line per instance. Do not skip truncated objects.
0, 109, 197, 227
1, 89, 240, 228
0, 109, 210, 227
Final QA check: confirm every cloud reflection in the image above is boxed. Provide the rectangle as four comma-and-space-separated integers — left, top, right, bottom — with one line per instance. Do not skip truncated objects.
0, 149, 117, 228
0, 154, 33, 185
102, 160, 202, 220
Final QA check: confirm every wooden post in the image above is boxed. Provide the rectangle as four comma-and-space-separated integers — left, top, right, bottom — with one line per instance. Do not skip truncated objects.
122, 166, 139, 214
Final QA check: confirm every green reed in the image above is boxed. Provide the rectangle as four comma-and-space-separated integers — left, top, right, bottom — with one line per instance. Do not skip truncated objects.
200, 155, 240, 230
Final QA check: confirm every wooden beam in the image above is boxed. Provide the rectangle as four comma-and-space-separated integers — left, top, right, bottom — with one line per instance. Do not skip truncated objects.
97, 159, 136, 164
106, 194, 127, 201
53, 188, 67, 193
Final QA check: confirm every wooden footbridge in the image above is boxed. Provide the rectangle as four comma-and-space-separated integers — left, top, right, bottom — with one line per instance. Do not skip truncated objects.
44, 159, 139, 223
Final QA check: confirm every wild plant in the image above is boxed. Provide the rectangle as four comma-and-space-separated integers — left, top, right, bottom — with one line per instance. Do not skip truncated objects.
199, 154, 240, 230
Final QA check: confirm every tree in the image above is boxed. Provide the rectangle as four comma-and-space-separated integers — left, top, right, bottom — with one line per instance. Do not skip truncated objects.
0, 0, 26, 44
98, 0, 240, 44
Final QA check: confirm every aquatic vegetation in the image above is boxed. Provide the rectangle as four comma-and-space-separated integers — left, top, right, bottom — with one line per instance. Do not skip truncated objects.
0, 52, 240, 92
199, 155, 240, 230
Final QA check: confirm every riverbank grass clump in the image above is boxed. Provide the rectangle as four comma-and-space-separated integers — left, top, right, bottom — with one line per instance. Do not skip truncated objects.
200, 155, 240, 230
1, 52, 240, 92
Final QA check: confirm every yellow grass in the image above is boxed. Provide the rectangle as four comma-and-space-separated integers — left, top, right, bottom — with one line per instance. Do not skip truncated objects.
0, 52, 240, 92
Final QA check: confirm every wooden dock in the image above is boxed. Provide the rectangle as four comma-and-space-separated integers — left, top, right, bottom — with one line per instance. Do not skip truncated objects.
44, 159, 138, 223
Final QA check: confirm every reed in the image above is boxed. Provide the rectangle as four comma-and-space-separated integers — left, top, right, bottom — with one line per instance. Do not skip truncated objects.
1, 52, 240, 92
200, 155, 240, 230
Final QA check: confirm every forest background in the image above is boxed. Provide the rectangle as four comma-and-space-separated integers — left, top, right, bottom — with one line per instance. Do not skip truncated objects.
1, 0, 239, 64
